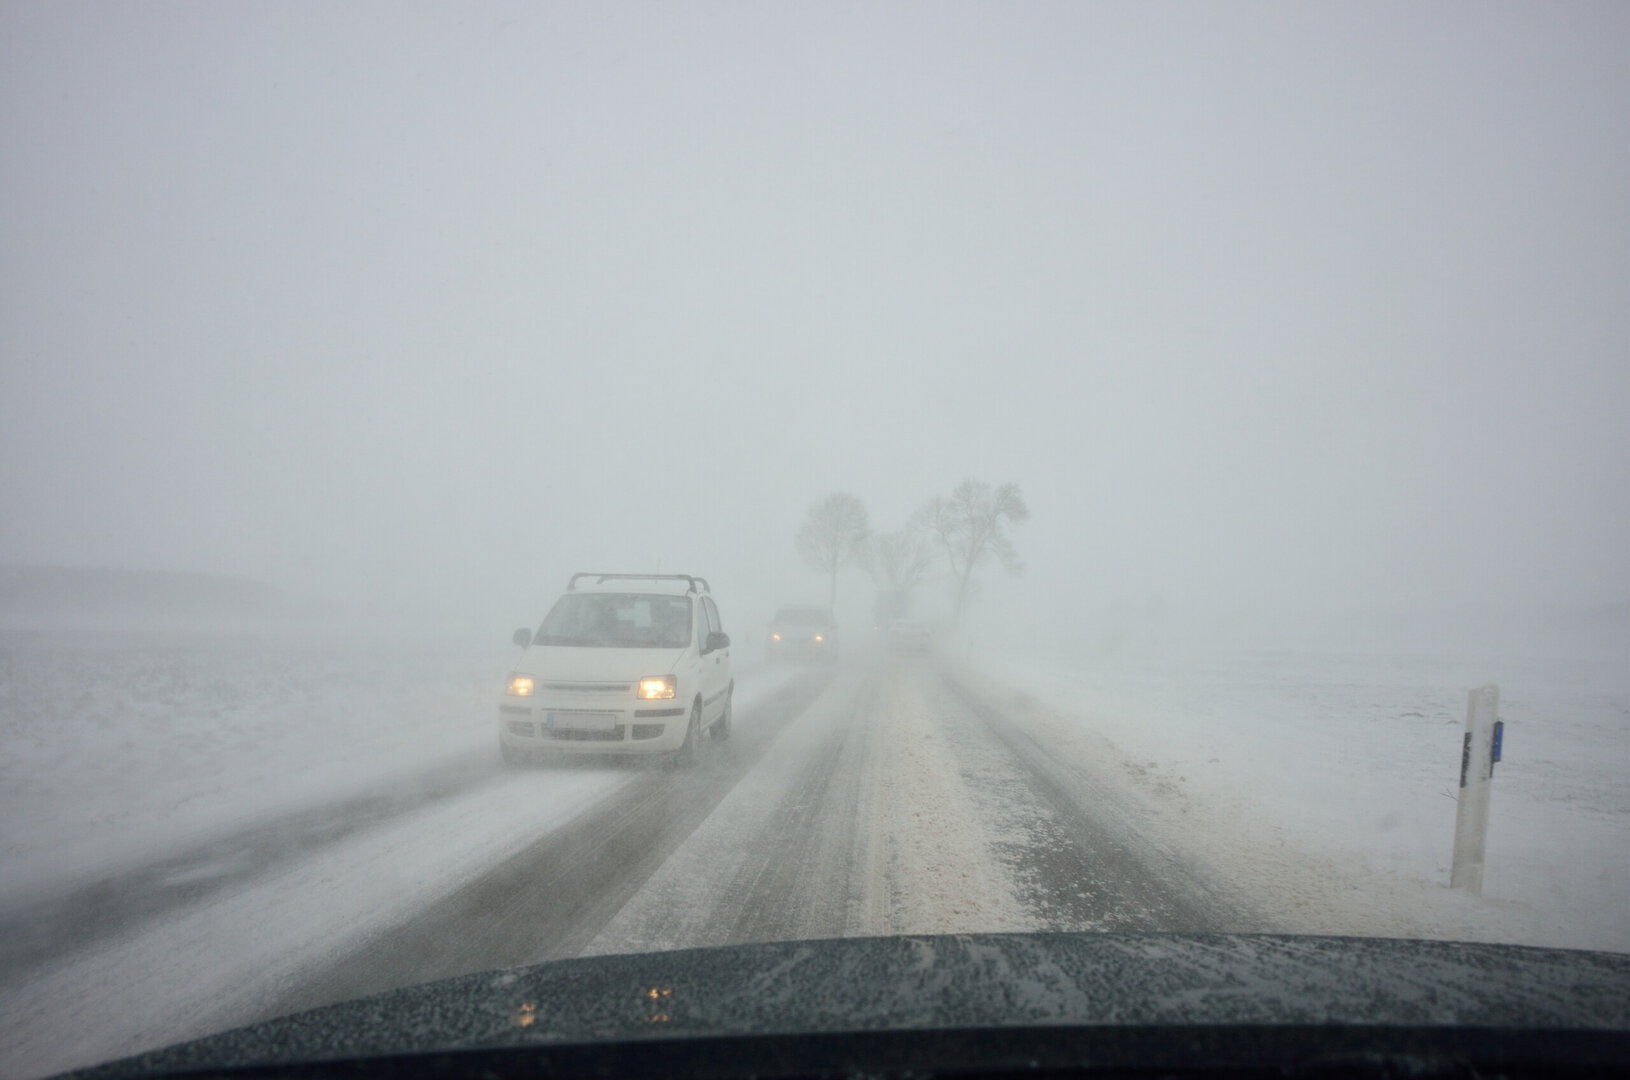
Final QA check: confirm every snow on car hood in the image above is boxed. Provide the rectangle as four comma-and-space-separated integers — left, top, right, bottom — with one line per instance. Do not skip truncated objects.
74, 933, 1630, 1077
518, 645, 686, 683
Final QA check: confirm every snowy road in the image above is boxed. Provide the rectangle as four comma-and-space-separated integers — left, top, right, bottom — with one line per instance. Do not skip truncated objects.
581, 659, 1250, 957
261, 657, 1249, 1022
1, 655, 1245, 1078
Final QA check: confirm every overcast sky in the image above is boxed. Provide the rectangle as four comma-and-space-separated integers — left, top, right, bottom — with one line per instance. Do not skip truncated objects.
3, 2, 1627, 637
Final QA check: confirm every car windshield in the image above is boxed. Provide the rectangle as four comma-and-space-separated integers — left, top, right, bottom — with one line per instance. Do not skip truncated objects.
535, 593, 692, 649
3, 3, 1629, 1079
773, 608, 834, 627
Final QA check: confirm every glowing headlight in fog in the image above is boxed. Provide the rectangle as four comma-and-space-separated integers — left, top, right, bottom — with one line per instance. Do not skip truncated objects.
638, 675, 676, 700
506, 674, 535, 697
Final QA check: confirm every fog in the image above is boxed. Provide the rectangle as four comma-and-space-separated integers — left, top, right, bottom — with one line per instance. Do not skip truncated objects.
4, 2, 1628, 645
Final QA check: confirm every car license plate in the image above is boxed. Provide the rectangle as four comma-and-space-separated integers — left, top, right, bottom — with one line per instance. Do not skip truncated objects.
545, 711, 615, 731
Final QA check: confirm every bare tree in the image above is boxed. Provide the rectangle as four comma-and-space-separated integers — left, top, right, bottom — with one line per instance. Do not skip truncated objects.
796, 492, 870, 608
858, 527, 935, 617
917, 479, 1030, 621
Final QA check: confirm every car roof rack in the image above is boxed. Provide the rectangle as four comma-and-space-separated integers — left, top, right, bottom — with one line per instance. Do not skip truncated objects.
566, 572, 710, 594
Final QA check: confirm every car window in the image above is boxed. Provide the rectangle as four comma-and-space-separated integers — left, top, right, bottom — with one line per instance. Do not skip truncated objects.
773, 607, 832, 626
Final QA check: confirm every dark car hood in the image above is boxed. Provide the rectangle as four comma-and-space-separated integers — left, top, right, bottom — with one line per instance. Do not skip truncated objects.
75, 933, 1630, 1077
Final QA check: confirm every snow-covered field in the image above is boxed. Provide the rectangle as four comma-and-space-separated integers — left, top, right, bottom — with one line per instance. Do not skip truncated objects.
0, 628, 508, 905
970, 643, 1630, 955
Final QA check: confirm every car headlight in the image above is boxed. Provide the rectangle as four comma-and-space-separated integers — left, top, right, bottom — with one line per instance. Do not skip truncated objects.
506, 674, 535, 697
770, 632, 782, 641
637, 675, 676, 700
813, 634, 824, 643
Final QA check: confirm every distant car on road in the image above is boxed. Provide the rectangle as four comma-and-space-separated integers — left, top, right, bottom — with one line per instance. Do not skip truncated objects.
766, 604, 839, 663
500, 573, 732, 765
886, 620, 935, 653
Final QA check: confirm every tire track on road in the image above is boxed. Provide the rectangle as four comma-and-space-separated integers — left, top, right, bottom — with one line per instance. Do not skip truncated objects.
578, 664, 883, 954
719, 669, 883, 944
0, 749, 500, 980
940, 672, 1256, 932
590, 658, 1045, 952
590, 657, 1245, 953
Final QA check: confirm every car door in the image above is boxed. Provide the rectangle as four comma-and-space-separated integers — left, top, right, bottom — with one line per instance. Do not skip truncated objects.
699, 596, 728, 724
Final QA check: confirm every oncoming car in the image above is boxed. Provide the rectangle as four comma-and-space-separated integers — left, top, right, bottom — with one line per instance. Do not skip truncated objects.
766, 604, 839, 662
887, 620, 935, 654
500, 573, 732, 764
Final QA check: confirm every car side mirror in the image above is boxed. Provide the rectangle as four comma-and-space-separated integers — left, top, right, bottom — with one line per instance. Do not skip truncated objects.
706, 631, 730, 652
512, 628, 533, 648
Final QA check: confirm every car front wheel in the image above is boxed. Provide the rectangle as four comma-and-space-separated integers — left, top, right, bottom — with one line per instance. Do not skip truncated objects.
709, 690, 732, 742
673, 704, 702, 767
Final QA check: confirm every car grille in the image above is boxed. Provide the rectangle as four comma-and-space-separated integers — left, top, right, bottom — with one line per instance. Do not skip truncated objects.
540, 682, 632, 693
541, 726, 623, 742
506, 721, 536, 737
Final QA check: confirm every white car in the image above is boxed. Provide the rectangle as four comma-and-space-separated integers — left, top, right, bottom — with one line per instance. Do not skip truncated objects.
499, 573, 732, 765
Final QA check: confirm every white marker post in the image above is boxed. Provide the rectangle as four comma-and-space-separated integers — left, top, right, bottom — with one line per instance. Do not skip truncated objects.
1450, 684, 1501, 894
